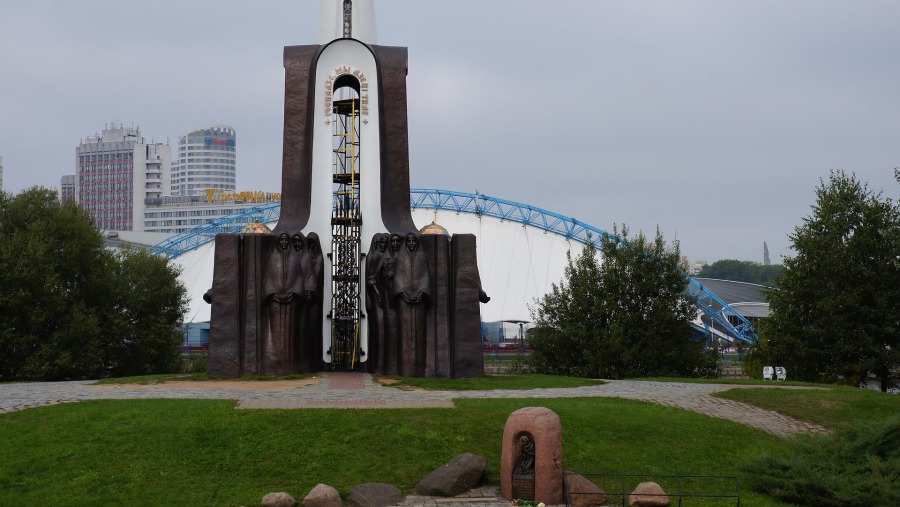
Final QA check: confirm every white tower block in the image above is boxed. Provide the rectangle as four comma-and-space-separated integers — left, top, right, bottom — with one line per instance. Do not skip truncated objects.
318, 0, 378, 44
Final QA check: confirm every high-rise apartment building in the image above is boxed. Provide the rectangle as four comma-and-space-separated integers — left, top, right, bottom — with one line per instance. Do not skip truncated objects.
170, 125, 236, 196
75, 124, 170, 231
60, 175, 76, 204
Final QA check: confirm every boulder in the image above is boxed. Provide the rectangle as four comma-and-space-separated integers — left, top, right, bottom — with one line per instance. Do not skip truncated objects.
628, 482, 670, 507
303, 483, 342, 507
415, 452, 487, 497
347, 482, 404, 507
564, 473, 607, 507
261, 492, 297, 507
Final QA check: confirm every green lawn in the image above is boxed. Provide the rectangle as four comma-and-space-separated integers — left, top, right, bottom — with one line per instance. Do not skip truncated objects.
0, 397, 792, 507
4, 375, 895, 506
714, 385, 900, 429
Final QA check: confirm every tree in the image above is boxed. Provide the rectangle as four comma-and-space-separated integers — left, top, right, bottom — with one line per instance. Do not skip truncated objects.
756, 171, 900, 390
527, 225, 716, 379
0, 187, 189, 381
697, 259, 783, 286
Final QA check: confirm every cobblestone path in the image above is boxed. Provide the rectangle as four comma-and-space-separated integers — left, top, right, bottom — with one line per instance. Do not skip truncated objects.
0, 373, 827, 437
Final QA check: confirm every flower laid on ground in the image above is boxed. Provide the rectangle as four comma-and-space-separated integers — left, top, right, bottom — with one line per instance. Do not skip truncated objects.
512, 500, 544, 507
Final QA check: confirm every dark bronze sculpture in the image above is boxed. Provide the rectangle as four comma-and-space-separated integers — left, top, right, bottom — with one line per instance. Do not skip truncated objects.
515, 435, 536, 475
365, 234, 389, 372
389, 233, 431, 376
261, 233, 302, 375
205, 19, 489, 377
303, 233, 325, 372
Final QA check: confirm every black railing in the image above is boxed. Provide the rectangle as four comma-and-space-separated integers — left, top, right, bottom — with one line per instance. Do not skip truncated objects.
564, 472, 741, 507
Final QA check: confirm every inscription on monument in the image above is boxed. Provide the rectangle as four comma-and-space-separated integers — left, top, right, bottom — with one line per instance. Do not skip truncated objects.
324, 65, 370, 116
511, 477, 535, 501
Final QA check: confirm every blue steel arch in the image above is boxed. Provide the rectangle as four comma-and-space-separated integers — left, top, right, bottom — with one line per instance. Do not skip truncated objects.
150, 189, 757, 344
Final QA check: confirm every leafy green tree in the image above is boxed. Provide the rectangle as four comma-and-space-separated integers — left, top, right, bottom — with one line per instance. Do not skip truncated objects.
697, 259, 783, 286
527, 225, 716, 379
756, 171, 900, 390
0, 187, 188, 381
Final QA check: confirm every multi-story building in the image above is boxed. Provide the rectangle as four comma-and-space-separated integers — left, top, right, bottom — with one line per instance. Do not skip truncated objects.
0, 156, 4, 191
170, 125, 236, 197
60, 175, 76, 204
143, 189, 280, 234
75, 124, 171, 231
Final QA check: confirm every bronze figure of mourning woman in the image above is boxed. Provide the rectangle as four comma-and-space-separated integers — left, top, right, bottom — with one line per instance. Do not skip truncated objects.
365, 233, 389, 373
300, 232, 325, 372
388, 233, 432, 377
261, 232, 304, 375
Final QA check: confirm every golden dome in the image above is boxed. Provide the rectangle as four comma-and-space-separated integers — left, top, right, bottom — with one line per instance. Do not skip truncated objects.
241, 220, 272, 234
419, 221, 449, 235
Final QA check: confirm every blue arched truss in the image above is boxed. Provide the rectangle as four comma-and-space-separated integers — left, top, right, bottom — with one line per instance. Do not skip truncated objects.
150, 189, 757, 344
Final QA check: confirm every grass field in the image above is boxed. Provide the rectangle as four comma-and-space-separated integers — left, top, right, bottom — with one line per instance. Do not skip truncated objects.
714, 384, 900, 429
1, 375, 897, 506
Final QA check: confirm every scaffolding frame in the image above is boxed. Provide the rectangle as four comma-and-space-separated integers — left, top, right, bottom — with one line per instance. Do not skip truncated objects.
329, 97, 363, 370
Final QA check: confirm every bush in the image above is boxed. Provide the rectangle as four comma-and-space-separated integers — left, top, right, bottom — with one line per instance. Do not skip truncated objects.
181, 353, 208, 374
743, 416, 900, 506
527, 226, 715, 379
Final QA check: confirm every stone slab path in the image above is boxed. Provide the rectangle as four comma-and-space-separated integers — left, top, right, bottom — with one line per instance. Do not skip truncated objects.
0, 372, 827, 437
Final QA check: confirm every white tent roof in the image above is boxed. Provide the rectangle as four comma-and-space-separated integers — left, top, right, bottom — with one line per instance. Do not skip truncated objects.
172, 208, 578, 324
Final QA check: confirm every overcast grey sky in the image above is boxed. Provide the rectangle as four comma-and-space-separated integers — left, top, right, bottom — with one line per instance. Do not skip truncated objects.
1, 0, 898, 264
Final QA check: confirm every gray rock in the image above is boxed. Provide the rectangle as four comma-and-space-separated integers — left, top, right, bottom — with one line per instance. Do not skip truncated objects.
415, 452, 487, 497
303, 483, 342, 507
261, 491, 298, 507
347, 482, 404, 507
628, 481, 670, 507
565, 472, 608, 507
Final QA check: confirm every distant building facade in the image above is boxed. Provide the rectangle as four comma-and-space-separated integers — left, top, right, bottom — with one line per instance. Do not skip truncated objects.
143, 190, 280, 234
0, 156, 3, 191
60, 175, 76, 204
170, 126, 236, 197
75, 124, 171, 231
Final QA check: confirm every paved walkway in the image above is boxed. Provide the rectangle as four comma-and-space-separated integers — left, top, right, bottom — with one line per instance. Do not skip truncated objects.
0, 372, 827, 437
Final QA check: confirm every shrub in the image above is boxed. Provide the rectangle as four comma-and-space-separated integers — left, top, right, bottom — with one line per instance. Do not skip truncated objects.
742, 416, 900, 506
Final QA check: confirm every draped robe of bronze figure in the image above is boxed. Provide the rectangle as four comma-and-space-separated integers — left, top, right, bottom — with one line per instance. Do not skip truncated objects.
261, 233, 303, 375
302, 232, 325, 371
289, 233, 313, 372
379, 234, 402, 375
365, 234, 389, 373
389, 233, 432, 377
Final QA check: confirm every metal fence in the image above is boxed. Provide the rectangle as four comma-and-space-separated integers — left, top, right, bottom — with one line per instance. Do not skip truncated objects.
565, 472, 741, 507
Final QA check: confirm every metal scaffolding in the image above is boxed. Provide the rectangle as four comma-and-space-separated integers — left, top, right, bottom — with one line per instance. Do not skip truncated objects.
329, 97, 363, 370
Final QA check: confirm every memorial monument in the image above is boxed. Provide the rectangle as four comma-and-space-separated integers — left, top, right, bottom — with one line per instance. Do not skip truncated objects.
206, 0, 489, 377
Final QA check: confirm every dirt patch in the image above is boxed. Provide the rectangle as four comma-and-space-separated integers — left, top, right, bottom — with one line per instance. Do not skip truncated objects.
372, 376, 426, 391
91, 377, 320, 391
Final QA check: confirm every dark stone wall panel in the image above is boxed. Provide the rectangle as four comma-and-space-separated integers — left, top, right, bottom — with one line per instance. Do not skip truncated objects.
451, 234, 485, 378
274, 45, 322, 235
240, 234, 268, 375
420, 235, 452, 377
208, 234, 242, 377
371, 45, 417, 234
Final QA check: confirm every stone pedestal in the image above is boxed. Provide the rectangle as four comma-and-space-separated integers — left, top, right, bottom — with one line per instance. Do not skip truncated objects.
500, 407, 564, 505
